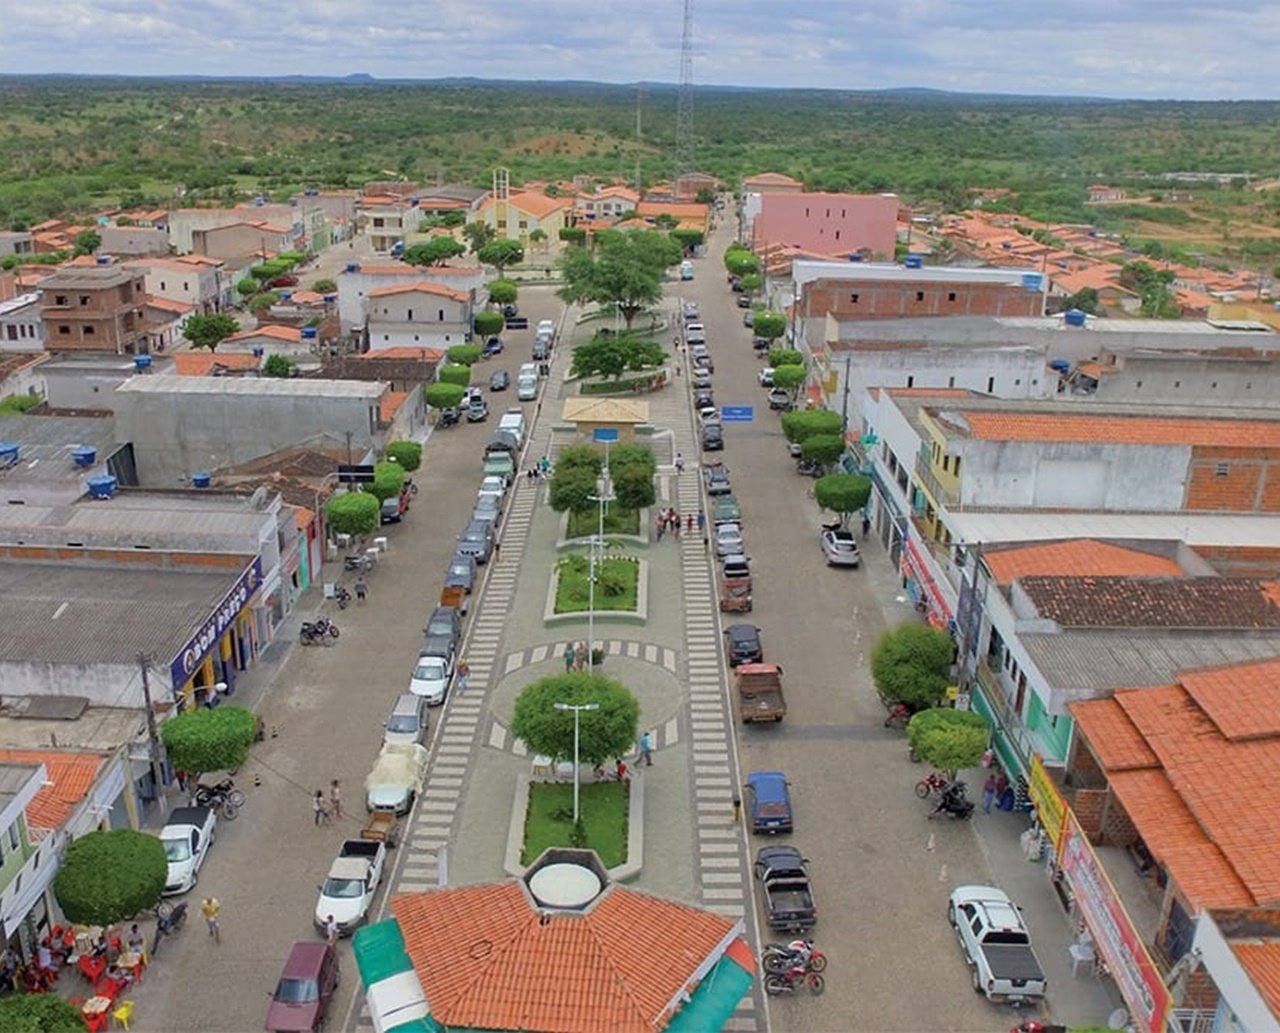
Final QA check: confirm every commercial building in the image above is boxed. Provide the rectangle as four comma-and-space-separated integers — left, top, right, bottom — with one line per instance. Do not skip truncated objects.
745, 192, 898, 258
0, 411, 128, 506
37, 265, 148, 355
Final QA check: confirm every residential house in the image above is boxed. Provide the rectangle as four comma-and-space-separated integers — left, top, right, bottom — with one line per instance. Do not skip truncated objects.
145, 296, 193, 353
476, 191, 571, 246
0, 232, 34, 258
167, 205, 301, 255
742, 172, 804, 194
412, 184, 487, 219
219, 324, 311, 359
171, 351, 261, 377
0, 294, 43, 352
126, 256, 227, 316
0, 354, 46, 406
96, 225, 169, 257
635, 199, 709, 233
336, 262, 485, 334
37, 266, 148, 355
1087, 184, 1127, 203
745, 192, 898, 258
317, 348, 438, 443
364, 281, 472, 350
191, 221, 295, 265
358, 197, 426, 254
577, 185, 640, 221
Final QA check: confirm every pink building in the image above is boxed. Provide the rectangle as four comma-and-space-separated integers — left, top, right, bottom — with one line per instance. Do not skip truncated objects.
749, 192, 898, 259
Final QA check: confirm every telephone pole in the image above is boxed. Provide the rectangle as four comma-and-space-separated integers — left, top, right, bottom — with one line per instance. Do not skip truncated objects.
136, 652, 167, 799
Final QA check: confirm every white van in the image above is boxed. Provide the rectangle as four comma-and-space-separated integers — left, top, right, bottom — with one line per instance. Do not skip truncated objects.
685, 323, 706, 345
537, 319, 556, 339
498, 409, 525, 447
680, 260, 694, 281
519, 363, 538, 379
517, 374, 538, 401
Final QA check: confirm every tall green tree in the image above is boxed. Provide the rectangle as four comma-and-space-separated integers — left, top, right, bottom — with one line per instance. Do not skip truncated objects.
486, 279, 518, 306
871, 623, 954, 711
752, 311, 787, 343
724, 247, 759, 277
476, 239, 525, 276
813, 472, 871, 527
262, 354, 294, 378
424, 382, 466, 409
404, 238, 465, 266
556, 445, 604, 476
370, 460, 407, 502
182, 312, 239, 353
907, 709, 990, 777
558, 231, 681, 329
549, 465, 599, 514
53, 830, 167, 926
511, 673, 639, 765
771, 363, 807, 399
161, 705, 258, 775
612, 465, 655, 509
570, 336, 665, 379
463, 222, 496, 253
325, 492, 379, 536
473, 310, 505, 338
73, 229, 101, 256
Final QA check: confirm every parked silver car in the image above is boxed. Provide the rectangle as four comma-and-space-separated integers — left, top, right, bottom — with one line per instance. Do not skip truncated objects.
820, 528, 861, 568
715, 522, 744, 556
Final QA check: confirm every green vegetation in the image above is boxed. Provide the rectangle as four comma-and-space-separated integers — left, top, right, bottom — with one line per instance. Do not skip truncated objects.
813, 472, 871, 526
370, 460, 406, 502
559, 231, 683, 329
161, 704, 259, 774
262, 354, 294, 378
404, 238, 465, 266
511, 671, 639, 767
446, 344, 483, 366
0, 990, 85, 1031
522, 781, 628, 867
325, 491, 380, 536
871, 623, 955, 711
907, 709, 991, 777
53, 829, 167, 926
0, 394, 41, 415
476, 238, 524, 275
782, 409, 842, 444
182, 312, 239, 352
486, 278, 518, 305
554, 554, 639, 613
571, 334, 666, 379
473, 310, 504, 338
384, 440, 422, 472
437, 362, 472, 387
424, 382, 465, 409
566, 505, 640, 538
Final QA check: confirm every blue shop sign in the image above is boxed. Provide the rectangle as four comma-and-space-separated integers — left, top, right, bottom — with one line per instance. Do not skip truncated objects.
169, 558, 263, 687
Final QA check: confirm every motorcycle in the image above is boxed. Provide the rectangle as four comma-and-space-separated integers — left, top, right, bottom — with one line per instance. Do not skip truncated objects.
333, 585, 351, 610
344, 554, 373, 573
300, 618, 340, 646
914, 771, 950, 798
763, 961, 825, 997
151, 901, 188, 956
796, 458, 824, 477
929, 780, 975, 820
193, 777, 246, 819
437, 406, 460, 428
883, 702, 912, 729
762, 939, 827, 974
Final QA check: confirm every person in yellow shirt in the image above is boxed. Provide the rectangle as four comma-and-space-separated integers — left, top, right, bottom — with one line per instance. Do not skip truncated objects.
200, 897, 221, 944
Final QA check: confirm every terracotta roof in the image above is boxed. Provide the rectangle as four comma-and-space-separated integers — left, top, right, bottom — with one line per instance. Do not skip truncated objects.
366, 281, 468, 303
984, 540, 1185, 585
356, 346, 442, 361
496, 192, 570, 218
636, 201, 709, 221
1233, 942, 1280, 1021
224, 325, 302, 344
958, 410, 1280, 448
1019, 576, 1280, 629
391, 881, 740, 1032
172, 352, 261, 375
352, 264, 480, 278
0, 750, 106, 831
219, 445, 345, 479
380, 390, 409, 423
146, 297, 194, 315
1072, 656, 1280, 908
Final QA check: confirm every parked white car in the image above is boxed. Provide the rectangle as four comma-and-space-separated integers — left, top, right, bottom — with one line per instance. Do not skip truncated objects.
160, 805, 217, 895
820, 528, 861, 568
409, 654, 452, 705
715, 522, 744, 557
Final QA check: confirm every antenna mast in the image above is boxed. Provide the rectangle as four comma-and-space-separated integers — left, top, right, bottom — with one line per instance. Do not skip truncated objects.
634, 83, 645, 190
674, 0, 695, 197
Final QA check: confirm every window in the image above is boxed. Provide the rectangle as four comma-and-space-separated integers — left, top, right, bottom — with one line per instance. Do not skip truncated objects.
986, 376, 995, 393
915, 291, 924, 302
1174, 381, 1181, 388
438, 309, 444, 321
83, 325, 95, 335
948, 292, 957, 302
948, 376, 955, 388
834, 230, 840, 241
850, 293, 859, 304
407, 309, 413, 321
1216, 463, 1230, 477
906, 375, 915, 387
58, 325, 70, 335
7, 823, 17, 851
953, 456, 961, 477
5, 326, 14, 341
159, 281, 166, 291
54, 295, 68, 306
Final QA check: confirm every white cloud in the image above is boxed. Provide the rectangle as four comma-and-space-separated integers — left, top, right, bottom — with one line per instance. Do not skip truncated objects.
1, 0, 1277, 98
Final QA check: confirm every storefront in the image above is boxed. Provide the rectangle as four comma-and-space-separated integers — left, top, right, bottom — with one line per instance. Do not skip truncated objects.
168, 558, 264, 708
900, 537, 954, 631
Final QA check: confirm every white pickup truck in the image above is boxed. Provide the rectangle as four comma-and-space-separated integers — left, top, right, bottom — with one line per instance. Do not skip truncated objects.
314, 839, 386, 936
947, 885, 1047, 1004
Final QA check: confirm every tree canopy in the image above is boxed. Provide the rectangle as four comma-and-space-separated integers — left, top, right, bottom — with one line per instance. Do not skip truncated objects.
486, 279, 518, 305
473, 310, 505, 338
511, 673, 640, 765
558, 231, 682, 328
325, 491, 379, 536
612, 465, 655, 509
724, 247, 759, 276
404, 238, 465, 266
446, 344, 484, 366
262, 354, 294, 378
53, 829, 167, 926
438, 362, 472, 387
768, 347, 804, 367
871, 623, 955, 710
182, 312, 239, 353
424, 382, 466, 409
370, 460, 407, 502
801, 434, 846, 468
813, 472, 871, 526
907, 709, 990, 777
476, 238, 525, 275
782, 408, 842, 444
463, 222, 496, 253
161, 704, 258, 775
570, 335, 665, 379
385, 440, 422, 472
771, 363, 807, 397
549, 465, 599, 514
752, 311, 787, 342
557, 445, 604, 476
0, 993, 84, 1032
73, 230, 101, 256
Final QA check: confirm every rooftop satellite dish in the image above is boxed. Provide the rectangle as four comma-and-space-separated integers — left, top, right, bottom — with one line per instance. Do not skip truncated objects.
248, 486, 269, 510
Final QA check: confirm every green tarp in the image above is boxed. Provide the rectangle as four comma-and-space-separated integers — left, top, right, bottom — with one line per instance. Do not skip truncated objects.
665, 951, 755, 1033
354, 919, 413, 988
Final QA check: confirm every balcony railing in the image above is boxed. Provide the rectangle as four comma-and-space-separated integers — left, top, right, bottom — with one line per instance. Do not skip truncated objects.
913, 457, 956, 507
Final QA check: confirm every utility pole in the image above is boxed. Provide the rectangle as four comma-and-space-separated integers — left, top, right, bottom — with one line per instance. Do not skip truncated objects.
136, 652, 167, 800
840, 354, 853, 435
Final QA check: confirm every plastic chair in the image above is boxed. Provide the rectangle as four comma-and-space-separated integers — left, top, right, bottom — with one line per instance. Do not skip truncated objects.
112, 999, 134, 1030
82, 1008, 108, 1033
78, 954, 105, 985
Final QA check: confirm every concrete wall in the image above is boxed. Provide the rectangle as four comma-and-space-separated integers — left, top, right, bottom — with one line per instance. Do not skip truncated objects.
1094, 354, 1280, 408
98, 226, 169, 257
809, 276, 1043, 321
169, 206, 302, 254
833, 345, 1051, 406
193, 224, 293, 262
115, 384, 385, 486
43, 363, 135, 411
958, 439, 1192, 510
366, 290, 470, 350
0, 660, 142, 708
751, 193, 898, 257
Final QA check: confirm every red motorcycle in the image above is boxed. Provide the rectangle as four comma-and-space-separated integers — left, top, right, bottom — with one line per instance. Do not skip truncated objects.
763, 960, 825, 997
915, 772, 949, 798
883, 702, 911, 729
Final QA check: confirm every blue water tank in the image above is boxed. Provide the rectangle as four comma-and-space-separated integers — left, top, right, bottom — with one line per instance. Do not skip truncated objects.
0, 443, 19, 465
1064, 309, 1088, 328
191, 471, 212, 489
323, 294, 336, 303
1021, 273, 1044, 291
86, 474, 118, 499
96, 254, 111, 265
133, 355, 152, 371
252, 347, 265, 358
1049, 359, 1071, 374
848, 253, 862, 262
345, 263, 360, 273
301, 327, 318, 340
903, 254, 924, 269
71, 446, 97, 468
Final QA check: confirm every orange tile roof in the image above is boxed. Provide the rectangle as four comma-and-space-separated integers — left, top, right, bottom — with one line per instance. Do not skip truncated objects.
501, 192, 570, 218
959, 410, 1280, 448
366, 281, 468, 303
224, 325, 302, 344
284, 290, 326, 305
984, 540, 1185, 585
357, 346, 443, 361
636, 201, 709, 221
293, 505, 313, 531
1179, 657, 1280, 742
146, 297, 194, 315
1233, 942, 1280, 1021
379, 390, 408, 423
0, 750, 106, 831
391, 880, 738, 1032
172, 352, 261, 375
353, 264, 480, 278
1071, 698, 1159, 770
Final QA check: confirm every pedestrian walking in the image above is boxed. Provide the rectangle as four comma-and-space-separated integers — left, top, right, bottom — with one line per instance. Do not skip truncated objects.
324, 914, 339, 946
982, 773, 998, 815
456, 658, 471, 694
329, 779, 343, 820
540, 455, 551, 476
574, 642, 588, 671
637, 731, 653, 766
696, 509, 705, 532
313, 789, 330, 826
354, 575, 368, 604
655, 514, 665, 541
200, 897, 221, 944
674, 452, 685, 474
564, 642, 575, 672
671, 512, 681, 538
493, 537, 501, 562
686, 514, 694, 534
861, 513, 872, 539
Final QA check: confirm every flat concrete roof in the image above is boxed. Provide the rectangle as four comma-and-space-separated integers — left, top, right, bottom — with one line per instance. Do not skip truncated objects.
0, 413, 120, 482
115, 373, 385, 399
947, 510, 1280, 549
0, 293, 39, 316
831, 314, 1274, 348
0, 499, 270, 542
796, 259, 1034, 285
0, 708, 150, 754
0, 562, 247, 667
38, 266, 142, 289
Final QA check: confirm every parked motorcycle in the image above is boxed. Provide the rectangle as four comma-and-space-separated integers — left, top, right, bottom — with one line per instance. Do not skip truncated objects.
333, 585, 352, 610
151, 900, 188, 956
883, 702, 912, 729
437, 407, 460, 428
796, 458, 824, 477
763, 961, 825, 997
300, 617, 340, 646
344, 554, 373, 573
193, 777, 245, 819
914, 771, 950, 798
929, 780, 975, 820
762, 939, 827, 974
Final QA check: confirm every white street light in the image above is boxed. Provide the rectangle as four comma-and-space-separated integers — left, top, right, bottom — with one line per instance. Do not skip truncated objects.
553, 701, 600, 822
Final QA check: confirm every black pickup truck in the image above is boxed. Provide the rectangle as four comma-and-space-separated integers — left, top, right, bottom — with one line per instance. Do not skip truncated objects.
753, 846, 816, 931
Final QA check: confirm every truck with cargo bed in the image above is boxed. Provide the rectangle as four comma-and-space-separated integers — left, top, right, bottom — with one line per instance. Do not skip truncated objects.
314, 839, 386, 936
735, 663, 786, 723
753, 845, 816, 931
947, 885, 1047, 1004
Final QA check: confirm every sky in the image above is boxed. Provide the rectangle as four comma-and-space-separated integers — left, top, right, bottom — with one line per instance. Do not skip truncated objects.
4, 0, 1279, 100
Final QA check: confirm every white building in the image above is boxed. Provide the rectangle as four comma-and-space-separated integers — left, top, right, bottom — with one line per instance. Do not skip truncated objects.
365, 281, 473, 350
0, 293, 43, 352
337, 262, 484, 334
125, 257, 228, 316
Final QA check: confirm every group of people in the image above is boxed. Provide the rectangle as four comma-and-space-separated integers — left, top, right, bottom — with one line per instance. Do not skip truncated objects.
655, 508, 706, 543
9, 921, 151, 994
563, 642, 591, 672
313, 779, 344, 825
526, 455, 553, 482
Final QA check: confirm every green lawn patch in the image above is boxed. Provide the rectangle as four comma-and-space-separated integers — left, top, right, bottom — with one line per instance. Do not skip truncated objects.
579, 369, 667, 395
522, 780, 629, 867
554, 555, 639, 613
566, 505, 640, 538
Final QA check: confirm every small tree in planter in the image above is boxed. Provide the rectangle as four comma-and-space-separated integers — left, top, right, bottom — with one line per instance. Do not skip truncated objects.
752, 311, 787, 344
370, 460, 407, 502
907, 709, 990, 778
473, 310, 505, 338
486, 279, 518, 307
385, 440, 422, 472
446, 344, 484, 366
512, 673, 639, 765
871, 623, 955, 711
813, 472, 872, 529
768, 348, 805, 367
782, 409, 842, 445
438, 363, 472, 388
424, 382, 466, 410
161, 705, 258, 776
54, 829, 167, 926
325, 491, 379, 537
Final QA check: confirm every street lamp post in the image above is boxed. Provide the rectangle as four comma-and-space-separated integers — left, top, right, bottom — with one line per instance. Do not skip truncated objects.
553, 701, 600, 823
586, 449, 612, 669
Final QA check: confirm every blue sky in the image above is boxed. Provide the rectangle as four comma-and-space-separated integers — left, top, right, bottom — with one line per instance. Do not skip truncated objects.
4, 0, 1277, 100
